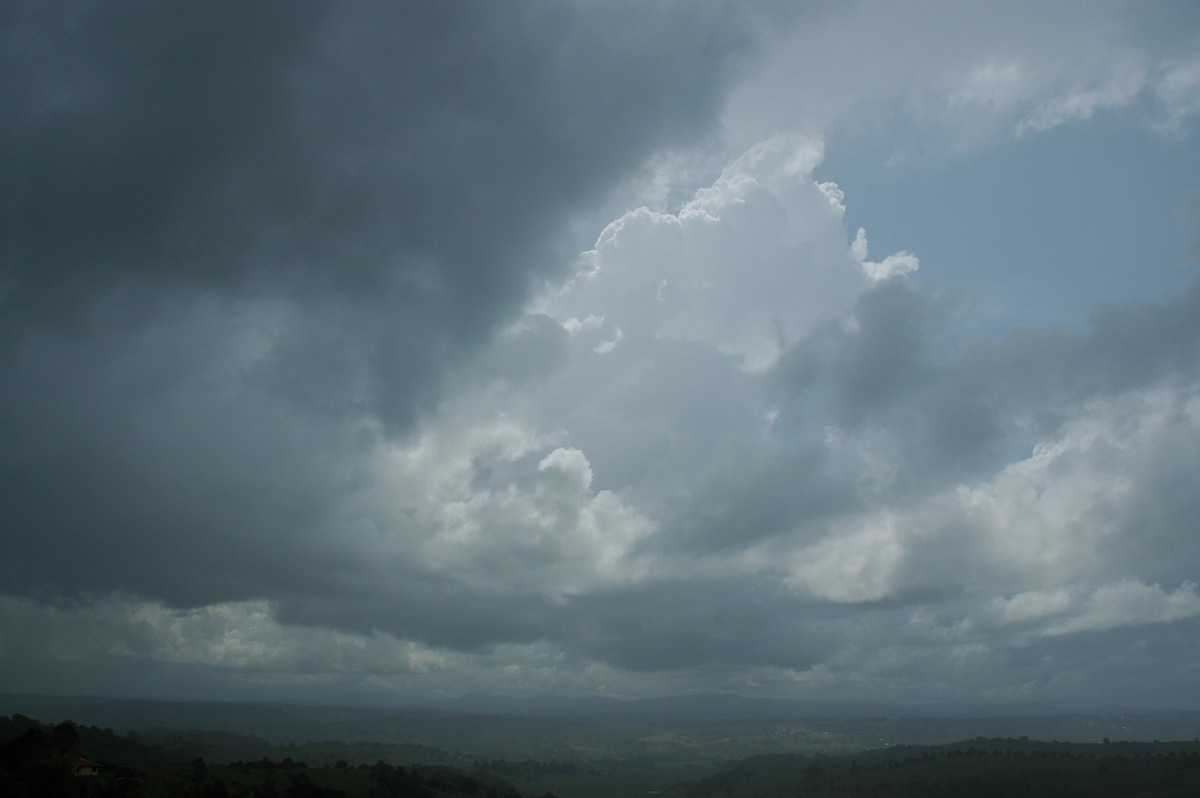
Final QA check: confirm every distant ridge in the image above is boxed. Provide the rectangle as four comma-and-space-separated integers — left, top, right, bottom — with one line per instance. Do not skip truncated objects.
2, 692, 1198, 738
3, 693, 1200, 759
404, 692, 1101, 722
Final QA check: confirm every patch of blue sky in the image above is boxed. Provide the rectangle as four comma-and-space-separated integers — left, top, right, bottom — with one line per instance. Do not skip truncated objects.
818, 113, 1200, 334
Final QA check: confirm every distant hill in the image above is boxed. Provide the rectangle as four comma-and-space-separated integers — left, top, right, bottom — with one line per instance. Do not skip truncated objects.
3, 693, 1199, 761
688, 737, 1200, 798
398, 691, 1196, 723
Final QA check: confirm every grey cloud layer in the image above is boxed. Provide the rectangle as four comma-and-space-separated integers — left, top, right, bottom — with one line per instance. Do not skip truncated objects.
3, 1, 752, 396
2, 1, 755, 601
3, 2, 1200, 708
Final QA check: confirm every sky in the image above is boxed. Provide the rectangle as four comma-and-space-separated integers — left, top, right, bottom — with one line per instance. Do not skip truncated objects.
3, 1, 1200, 711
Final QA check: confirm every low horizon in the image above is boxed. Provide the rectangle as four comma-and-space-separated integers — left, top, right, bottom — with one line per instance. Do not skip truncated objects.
6, 691, 1200, 721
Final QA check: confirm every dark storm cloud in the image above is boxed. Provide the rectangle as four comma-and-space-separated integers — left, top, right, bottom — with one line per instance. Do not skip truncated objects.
566, 580, 838, 673
985, 617, 1200, 708
650, 437, 854, 554
772, 274, 1200, 496
272, 577, 564, 653
3, 2, 749, 302
1, 2, 758, 607
2, 0, 754, 373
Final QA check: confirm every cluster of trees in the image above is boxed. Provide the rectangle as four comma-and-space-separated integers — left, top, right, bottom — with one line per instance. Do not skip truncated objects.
368, 759, 558, 798
0, 719, 86, 797
0, 713, 172, 763
687, 737, 1200, 798
0, 715, 160, 797
229, 757, 313, 771
472, 759, 580, 778
0, 715, 560, 798
188, 767, 343, 798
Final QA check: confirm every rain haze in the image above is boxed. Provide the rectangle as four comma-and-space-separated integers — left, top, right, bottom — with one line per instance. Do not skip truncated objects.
3, 1, 1200, 712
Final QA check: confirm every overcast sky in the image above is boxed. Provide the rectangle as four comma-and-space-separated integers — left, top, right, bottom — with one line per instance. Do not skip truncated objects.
4, 1, 1200, 711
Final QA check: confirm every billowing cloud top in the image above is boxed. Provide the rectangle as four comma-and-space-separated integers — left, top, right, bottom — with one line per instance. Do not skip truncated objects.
3, 0, 1200, 709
